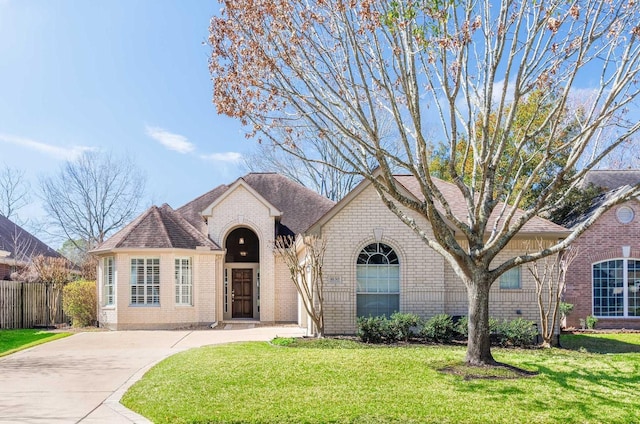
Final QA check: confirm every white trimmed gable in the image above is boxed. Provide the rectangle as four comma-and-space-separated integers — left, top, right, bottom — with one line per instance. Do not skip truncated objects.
201, 179, 282, 219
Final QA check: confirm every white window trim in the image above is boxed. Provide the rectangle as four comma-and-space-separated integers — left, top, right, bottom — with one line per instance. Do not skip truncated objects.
103, 256, 115, 307
175, 257, 193, 306
130, 257, 160, 306
356, 242, 400, 318
616, 206, 635, 224
592, 258, 640, 318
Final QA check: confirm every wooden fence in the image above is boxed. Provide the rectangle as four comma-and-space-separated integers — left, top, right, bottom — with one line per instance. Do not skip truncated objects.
0, 280, 68, 329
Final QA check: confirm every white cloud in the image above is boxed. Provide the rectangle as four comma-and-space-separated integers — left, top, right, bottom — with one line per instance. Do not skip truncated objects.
491, 79, 516, 105
199, 152, 243, 163
145, 125, 195, 154
0, 133, 95, 161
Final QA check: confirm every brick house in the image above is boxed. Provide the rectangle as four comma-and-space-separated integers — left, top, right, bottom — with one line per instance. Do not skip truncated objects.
0, 215, 62, 280
92, 172, 569, 332
563, 170, 640, 330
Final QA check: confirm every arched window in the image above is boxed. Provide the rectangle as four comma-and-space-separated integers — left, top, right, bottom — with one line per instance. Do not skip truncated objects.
593, 259, 640, 317
356, 243, 400, 318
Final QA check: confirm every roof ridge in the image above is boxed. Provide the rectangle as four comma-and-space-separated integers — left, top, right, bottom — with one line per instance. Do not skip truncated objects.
159, 204, 218, 248
588, 169, 640, 172
113, 206, 158, 249
176, 183, 229, 212
153, 207, 174, 248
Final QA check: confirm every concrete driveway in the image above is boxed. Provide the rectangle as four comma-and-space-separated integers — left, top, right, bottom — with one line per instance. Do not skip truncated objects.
0, 325, 305, 424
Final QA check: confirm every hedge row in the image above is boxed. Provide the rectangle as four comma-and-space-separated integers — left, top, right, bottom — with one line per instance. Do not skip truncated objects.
356, 313, 538, 347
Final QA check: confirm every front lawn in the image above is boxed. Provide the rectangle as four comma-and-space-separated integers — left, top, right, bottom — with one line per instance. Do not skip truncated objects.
123, 334, 640, 424
0, 329, 71, 357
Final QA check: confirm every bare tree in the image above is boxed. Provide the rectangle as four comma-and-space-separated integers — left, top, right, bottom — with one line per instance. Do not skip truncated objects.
3, 226, 37, 280
40, 151, 146, 251
210, 0, 640, 365
0, 164, 30, 220
274, 235, 326, 337
527, 243, 579, 348
245, 140, 360, 201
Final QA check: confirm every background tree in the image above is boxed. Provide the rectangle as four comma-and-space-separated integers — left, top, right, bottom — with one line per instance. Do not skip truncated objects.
0, 164, 30, 221
58, 239, 97, 280
429, 89, 581, 209
274, 235, 326, 337
245, 139, 360, 201
41, 151, 146, 253
210, 0, 640, 365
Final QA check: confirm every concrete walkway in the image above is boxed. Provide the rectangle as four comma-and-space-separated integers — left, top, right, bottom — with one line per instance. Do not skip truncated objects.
0, 325, 306, 423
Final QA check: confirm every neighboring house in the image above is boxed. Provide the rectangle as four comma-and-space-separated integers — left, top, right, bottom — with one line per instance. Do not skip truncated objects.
0, 215, 62, 280
563, 170, 640, 330
92, 172, 569, 333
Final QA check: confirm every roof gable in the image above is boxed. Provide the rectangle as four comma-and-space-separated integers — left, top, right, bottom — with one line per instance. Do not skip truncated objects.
242, 173, 335, 235
560, 169, 640, 229
178, 173, 335, 235
200, 178, 283, 218
95, 204, 220, 251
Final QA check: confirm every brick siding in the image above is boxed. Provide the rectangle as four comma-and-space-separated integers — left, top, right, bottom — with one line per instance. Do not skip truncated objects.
564, 199, 640, 329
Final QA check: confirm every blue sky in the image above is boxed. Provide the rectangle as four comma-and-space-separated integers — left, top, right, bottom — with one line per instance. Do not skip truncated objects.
0, 0, 251, 241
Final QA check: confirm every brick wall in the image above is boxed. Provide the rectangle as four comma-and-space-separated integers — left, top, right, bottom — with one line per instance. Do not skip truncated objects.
564, 199, 640, 329
273, 255, 298, 322
318, 183, 560, 334
0, 263, 10, 280
96, 249, 219, 330
207, 184, 277, 322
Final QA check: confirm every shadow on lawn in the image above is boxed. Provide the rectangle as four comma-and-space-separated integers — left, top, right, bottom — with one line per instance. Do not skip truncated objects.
526, 362, 640, 420
560, 334, 640, 354
453, 359, 640, 422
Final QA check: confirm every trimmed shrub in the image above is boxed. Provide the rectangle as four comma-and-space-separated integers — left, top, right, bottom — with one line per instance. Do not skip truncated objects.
455, 316, 499, 338
455, 316, 469, 337
62, 280, 97, 327
389, 312, 421, 342
421, 314, 456, 343
357, 316, 392, 343
496, 318, 538, 347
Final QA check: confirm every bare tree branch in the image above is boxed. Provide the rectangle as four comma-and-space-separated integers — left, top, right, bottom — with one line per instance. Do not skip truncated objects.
274, 235, 326, 337
40, 151, 146, 251
526, 241, 579, 348
210, 0, 640, 365
0, 164, 30, 220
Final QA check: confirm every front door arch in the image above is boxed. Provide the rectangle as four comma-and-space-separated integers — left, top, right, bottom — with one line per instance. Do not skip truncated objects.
224, 227, 260, 320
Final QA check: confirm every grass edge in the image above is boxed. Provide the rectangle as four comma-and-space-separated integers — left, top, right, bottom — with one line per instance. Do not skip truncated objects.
0, 332, 72, 358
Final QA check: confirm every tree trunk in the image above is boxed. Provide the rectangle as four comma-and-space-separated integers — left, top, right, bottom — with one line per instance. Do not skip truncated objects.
465, 279, 496, 366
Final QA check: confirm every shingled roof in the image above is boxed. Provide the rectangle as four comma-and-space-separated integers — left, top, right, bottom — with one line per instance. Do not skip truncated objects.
394, 175, 569, 235
561, 169, 640, 229
582, 169, 640, 190
177, 173, 335, 235
95, 204, 220, 251
0, 215, 61, 262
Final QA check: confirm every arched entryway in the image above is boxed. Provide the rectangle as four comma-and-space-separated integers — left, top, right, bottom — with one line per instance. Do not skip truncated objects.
224, 227, 260, 320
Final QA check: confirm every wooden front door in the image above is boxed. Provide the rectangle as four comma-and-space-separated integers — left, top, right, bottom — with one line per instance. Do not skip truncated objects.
232, 268, 253, 318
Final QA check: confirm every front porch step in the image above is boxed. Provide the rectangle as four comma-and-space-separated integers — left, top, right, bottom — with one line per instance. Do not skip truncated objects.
213, 320, 297, 330
215, 320, 260, 330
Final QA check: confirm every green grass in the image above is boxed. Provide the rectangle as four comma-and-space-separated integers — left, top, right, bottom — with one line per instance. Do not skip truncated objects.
0, 329, 71, 357
123, 334, 640, 424
560, 333, 640, 354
